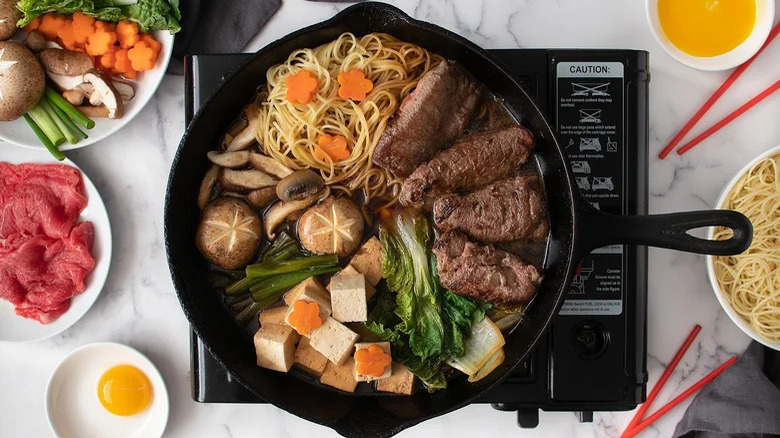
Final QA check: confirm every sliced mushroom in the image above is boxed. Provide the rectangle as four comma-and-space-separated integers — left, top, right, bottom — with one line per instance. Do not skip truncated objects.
77, 105, 110, 118
111, 80, 135, 101
225, 104, 261, 151
84, 69, 123, 119
24, 31, 46, 53
44, 41, 63, 49
88, 90, 103, 106
62, 89, 85, 106
276, 169, 325, 202
198, 165, 221, 210
263, 193, 322, 239
207, 150, 250, 168
220, 169, 277, 191
249, 153, 294, 179
48, 73, 86, 92
247, 187, 278, 208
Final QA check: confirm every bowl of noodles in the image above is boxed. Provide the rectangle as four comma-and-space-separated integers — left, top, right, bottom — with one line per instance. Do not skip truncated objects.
707, 145, 780, 350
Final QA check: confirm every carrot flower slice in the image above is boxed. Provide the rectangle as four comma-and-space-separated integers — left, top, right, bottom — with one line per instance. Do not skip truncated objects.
288, 300, 323, 335
337, 69, 373, 101
315, 134, 351, 162
286, 70, 319, 104
355, 345, 392, 377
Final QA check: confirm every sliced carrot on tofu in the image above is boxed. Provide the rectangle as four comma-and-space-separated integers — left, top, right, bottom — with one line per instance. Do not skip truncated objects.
140, 33, 162, 54
23, 17, 41, 32
288, 300, 323, 335
72, 12, 95, 45
57, 20, 78, 50
86, 28, 117, 56
337, 69, 373, 101
354, 344, 391, 377
39, 13, 66, 40
128, 41, 156, 71
315, 134, 351, 162
116, 21, 140, 49
285, 69, 319, 104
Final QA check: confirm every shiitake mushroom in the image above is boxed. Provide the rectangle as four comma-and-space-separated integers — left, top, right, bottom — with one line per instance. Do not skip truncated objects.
276, 169, 325, 202
196, 197, 262, 270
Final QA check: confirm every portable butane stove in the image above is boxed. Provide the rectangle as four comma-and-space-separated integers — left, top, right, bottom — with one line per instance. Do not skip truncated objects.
185, 48, 650, 428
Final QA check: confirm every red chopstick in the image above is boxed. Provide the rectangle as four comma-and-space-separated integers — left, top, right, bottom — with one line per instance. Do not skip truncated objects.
622, 325, 702, 434
622, 356, 738, 438
675, 79, 780, 155
658, 21, 780, 159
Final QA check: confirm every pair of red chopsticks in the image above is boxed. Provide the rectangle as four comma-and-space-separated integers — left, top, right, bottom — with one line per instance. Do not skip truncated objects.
659, 22, 780, 159
619, 325, 738, 438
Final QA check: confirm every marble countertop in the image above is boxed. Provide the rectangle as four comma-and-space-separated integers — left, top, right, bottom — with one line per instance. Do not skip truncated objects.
2, 0, 779, 437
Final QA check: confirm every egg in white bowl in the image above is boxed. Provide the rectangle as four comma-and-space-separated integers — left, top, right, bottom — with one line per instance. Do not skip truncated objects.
46, 342, 169, 438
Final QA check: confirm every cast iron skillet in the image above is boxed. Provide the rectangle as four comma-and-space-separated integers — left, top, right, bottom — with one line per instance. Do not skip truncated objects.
165, 3, 753, 437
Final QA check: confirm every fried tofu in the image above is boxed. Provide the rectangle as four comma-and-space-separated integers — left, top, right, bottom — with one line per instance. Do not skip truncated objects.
258, 306, 288, 326
293, 337, 329, 377
309, 317, 359, 365
284, 278, 332, 335
328, 265, 375, 299
320, 357, 358, 393
353, 341, 392, 382
253, 324, 299, 372
376, 362, 415, 395
283, 277, 328, 306
349, 236, 382, 286
330, 273, 369, 323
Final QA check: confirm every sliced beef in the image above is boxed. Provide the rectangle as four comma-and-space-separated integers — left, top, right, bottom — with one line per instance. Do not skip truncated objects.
372, 60, 485, 177
399, 125, 535, 209
433, 175, 549, 243
433, 230, 542, 305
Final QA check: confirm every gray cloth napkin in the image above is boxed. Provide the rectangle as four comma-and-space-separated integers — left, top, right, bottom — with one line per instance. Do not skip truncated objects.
169, 0, 282, 74
673, 342, 780, 438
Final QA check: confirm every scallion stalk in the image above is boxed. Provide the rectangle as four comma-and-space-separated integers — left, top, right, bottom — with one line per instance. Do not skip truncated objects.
23, 114, 64, 161
45, 87, 95, 129
40, 99, 79, 144
28, 103, 65, 147
245, 254, 338, 278
249, 265, 340, 303
49, 102, 87, 140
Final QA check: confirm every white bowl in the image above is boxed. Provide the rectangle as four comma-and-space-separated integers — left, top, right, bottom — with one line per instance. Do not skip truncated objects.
0, 29, 174, 150
46, 342, 169, 438
646, 0, 775, 71
706, 145, 780, 351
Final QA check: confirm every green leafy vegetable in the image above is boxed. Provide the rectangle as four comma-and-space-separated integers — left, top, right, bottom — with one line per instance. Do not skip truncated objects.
16, 0, 181, 33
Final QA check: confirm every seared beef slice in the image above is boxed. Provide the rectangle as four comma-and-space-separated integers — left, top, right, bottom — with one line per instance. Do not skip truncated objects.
399, 125, 535, 209
433, 231, 542, 305
372, 60, 485, 177
434, 175, 549, 243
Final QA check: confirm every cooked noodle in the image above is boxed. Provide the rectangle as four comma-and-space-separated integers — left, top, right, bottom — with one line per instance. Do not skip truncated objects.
254, 32, 442, 207
714, 153, 780, 343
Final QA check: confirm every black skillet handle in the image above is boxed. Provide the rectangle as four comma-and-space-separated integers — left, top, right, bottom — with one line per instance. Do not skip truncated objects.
577, 202, 753, 256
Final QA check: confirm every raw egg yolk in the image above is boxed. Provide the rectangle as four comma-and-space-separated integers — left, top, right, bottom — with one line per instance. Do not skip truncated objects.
658, 0, 756, 57
97, 365, 152, 416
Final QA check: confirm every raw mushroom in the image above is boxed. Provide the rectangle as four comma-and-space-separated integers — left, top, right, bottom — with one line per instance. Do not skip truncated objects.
225, 103, 261, 151
77, 105, 110, 118
276, 169, 325, 202
24, 31, 46, 53
247, 187, 278, 208
198, 165, 221, 210
62, 89, 85, 106
297, 196, 364, 257
196, 197, 262, 270
0, 41, 45, 121
220, 168, 276, 191
207, 150, 250, 168
48, 73, 86, 91
0, 0, 21, 41
263, 189, 326, 239
249, 153, 293, 179
83, 69, 123, 118
38, 49, 94, 76
110, 80, 135, 101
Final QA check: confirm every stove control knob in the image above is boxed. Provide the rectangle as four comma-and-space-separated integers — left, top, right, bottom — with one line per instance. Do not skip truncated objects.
570, 321, 609, 359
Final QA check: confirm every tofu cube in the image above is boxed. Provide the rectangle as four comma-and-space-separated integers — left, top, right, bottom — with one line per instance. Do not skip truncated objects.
330, 273, 369, 323
353, 342, 392, 382
349, 236, 382, 286
284, 279, 332, 334
253, 324, 299, 372
258, 306, 288, 326
376, 362, 416, 395
320, 358, 358, 393
283, 277, 328, 306
293, 337, 329, 377
309, 317, 359, 365
328, 265, 375, 300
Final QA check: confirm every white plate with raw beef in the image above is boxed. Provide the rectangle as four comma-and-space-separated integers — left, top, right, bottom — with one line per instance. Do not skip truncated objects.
0, 147, 111, 342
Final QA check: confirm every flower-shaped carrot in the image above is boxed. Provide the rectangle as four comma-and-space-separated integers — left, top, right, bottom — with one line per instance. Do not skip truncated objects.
23, 17, 41, 33
128, 41, 156, 71
355, 345, 391, 377
288, 300, 323, 335
39, 13, 66, 40
57, 20, 78, 50
285, 70, 319, 104
337, 69, 373, 101
117, 21, 141, 49
72, 12, 95, 45
86, 28, 117, 56
315, 134, 351, 162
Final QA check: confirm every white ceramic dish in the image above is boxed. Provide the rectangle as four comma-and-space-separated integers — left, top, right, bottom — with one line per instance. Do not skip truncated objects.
46, 342, 169, 438
645, 0, 775, 71
0, 29, 173, 150
706, 145, 780, 351
0, 147, 112, 342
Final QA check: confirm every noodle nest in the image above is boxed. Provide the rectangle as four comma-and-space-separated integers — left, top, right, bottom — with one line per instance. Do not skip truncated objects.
713, 152, 780, 343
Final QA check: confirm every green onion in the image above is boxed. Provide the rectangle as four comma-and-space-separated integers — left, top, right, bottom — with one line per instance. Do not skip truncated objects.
45, 87, 95, 130
225, 276, 264, 295
27, 103, 65, 148
49, 102, 87, 140
250, 265, 340, 303
262, 231, 303, 263
23, 114, 64, 161
40, 99, 79, 144
246, 254, 338, 278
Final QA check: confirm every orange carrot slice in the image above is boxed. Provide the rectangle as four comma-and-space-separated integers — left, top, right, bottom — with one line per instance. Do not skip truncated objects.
117, 21, 140, 49
39, 13, 66, 40
355, 344, 391, 377
285, 70, 319, 104
128, 41, 156, 71
315, 134, 351, 162
72, 12, 95, 45
140, 33, 162, 54
86, 28, 117, 56
57, 19, 78, 50
23, 17, 41, 32
337, 69, 373, 101
287, 300, 323, 335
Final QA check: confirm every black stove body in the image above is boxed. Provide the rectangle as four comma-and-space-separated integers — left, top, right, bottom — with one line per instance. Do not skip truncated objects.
184, 49, 649, 428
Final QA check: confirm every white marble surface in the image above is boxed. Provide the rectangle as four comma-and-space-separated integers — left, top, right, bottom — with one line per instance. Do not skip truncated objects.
2, 0, 779, 437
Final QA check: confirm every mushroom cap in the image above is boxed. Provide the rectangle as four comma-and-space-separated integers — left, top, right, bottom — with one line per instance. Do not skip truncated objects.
0, 41, 45, 122
297, 196, 364, 257
196, 197, 263, 270
0, 0, 21, 41
38, 48, 94, 76
276, 169, 325, 202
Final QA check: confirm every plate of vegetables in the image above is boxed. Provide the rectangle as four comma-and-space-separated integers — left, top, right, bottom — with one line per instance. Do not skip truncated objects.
0, 0, 179, 158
